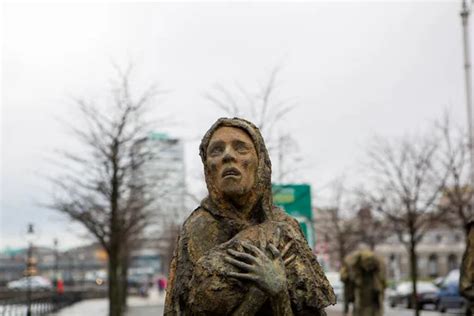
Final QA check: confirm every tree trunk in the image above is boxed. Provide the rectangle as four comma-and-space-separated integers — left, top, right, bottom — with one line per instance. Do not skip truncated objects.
121, 255, 129, 309
108, 248, 123, 316
409, 238, 419, 316
109, 150, 123, 316
338, 235, 346, 269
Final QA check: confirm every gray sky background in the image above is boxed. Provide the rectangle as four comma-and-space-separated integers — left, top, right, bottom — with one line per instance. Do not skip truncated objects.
1, 1, 470, 250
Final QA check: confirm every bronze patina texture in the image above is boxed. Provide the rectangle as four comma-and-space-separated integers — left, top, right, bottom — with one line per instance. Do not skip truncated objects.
343, 250, 386, 316
165, 118, 335, 315
460, 220, 474, 316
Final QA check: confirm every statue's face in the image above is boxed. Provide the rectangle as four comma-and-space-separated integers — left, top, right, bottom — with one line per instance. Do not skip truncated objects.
206, 126, 258, 199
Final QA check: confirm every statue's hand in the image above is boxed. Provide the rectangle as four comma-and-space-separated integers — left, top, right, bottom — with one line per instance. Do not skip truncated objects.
225, 241, 295, 297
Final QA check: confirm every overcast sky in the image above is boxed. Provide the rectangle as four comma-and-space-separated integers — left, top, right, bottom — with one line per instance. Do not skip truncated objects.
1, 1, 471, 250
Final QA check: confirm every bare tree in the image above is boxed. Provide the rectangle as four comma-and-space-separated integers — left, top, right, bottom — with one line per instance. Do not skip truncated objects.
48, 65, 164, 316
205, 66, 301, 182
351, 200, 391, 251
361, 134, 448, 316
437, 114, 473, 236
315, 179, 359, 270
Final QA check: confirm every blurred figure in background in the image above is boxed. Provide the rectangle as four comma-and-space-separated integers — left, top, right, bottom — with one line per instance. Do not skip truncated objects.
56, 277, 64, 295
139, 281, 149, 297
340, 259, 355, 316
460, 220, 474, 316
158, 277, 167, 294
345, 249, 386, 316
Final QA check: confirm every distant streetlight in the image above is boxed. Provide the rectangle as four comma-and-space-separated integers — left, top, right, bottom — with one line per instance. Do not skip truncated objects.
25, 223, 36, 316
53, 238, 59, 287
461, 0, 474, 210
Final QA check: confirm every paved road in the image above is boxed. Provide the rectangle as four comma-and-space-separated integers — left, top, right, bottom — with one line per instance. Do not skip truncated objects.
325, 303, 466, 316
50, 292, 466, 316
51, 288, 165, 316
126, 305, 164, 316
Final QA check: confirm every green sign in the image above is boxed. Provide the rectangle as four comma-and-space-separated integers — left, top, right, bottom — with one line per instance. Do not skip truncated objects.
272, 184, 314, 247
272, 184, 312, 220
149, 132, 169, 140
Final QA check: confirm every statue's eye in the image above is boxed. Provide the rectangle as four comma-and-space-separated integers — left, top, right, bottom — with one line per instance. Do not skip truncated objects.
235, 142, 250, 154
209, 144, 224, 156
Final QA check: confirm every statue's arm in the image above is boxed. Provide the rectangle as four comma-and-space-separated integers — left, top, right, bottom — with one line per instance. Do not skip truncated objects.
269, 289, 294, 316
230, 281, 293, 316
170, 210, 232, 314
231, 284, 294, 316
231, 286, 267, 316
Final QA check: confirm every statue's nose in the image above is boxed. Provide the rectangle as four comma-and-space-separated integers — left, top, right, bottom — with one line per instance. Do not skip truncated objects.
222, 147, 237, 163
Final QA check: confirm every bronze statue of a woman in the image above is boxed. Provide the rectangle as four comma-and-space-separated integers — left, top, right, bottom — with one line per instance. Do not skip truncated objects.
165, 118, 335, 315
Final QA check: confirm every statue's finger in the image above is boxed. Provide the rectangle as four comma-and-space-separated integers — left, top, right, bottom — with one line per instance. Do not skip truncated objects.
281, 240, 294, 258
224, 256, 256, 272
227, 272, 259, 282
284, 254, 296, 266
267, 244, 280, 259
242, 242, 265, 257
227, 249, 257, 263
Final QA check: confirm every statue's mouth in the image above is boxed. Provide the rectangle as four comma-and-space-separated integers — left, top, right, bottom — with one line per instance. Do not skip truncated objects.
222, 167, 241, 178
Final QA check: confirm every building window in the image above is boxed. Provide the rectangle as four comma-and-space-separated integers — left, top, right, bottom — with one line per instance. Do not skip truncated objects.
436, 234, 442, 243
428, 254, 438, 278
454, 234, 461, 243
389, 254, 399, 280
448, 254, 458, 272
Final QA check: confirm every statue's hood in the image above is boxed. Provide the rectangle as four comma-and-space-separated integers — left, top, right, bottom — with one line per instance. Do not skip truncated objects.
199, 117, 273, 223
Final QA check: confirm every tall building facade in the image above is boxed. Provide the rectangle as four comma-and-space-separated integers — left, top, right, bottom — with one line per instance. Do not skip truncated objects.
145, 132, 186, 231
136, 133, 187, 275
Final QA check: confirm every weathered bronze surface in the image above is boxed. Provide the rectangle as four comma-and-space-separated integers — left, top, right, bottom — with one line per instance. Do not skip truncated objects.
165, 118, 335, 315
460, 220, 474, 315
341, 250, 386, 316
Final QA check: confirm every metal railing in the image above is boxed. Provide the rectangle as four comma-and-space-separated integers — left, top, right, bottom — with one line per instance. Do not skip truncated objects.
0, 288, 107, 316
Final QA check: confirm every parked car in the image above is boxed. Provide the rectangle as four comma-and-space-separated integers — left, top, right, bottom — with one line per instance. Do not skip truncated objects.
84, 270, 107, 286
128, 275, 147, 289
437, 269, 471, 313
7, 276, 53, 291
325, 271, 344, 302
388, 281, 439, 309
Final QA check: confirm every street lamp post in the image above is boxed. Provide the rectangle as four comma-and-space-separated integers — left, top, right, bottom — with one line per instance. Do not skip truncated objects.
54, 238, 59, 288
461, 0, 474, 210
25, 223, 36, 316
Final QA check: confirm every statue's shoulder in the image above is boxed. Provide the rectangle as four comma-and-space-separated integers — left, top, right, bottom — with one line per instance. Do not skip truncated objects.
183, 207, 218, 230
181, 207, 223, 240
181, 207, 225, 263
272, 206, 302, 228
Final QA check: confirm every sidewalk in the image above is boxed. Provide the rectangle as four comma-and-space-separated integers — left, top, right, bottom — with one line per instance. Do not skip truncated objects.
325, 303, 343, 316
51, 288, 165, 316
56, 291, 343, 316
126, 288, 165, 316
